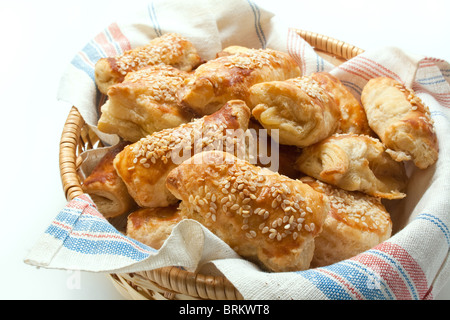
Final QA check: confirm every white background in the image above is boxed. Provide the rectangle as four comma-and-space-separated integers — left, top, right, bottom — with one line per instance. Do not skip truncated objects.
0, 0, 449, 300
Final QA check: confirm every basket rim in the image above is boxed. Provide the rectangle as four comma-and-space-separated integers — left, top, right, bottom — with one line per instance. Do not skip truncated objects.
58, 29, 364, 300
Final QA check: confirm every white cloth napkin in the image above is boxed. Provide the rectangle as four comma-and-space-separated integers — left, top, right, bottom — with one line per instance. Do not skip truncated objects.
26, 0, 450, 299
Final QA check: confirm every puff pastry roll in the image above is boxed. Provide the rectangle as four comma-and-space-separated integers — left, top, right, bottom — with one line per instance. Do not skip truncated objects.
295, 133, 407, 199
179, 48, 301, 115
249, 75, 340, 147
165, 150, 330, 272
82, 141, 137, 218
361, 77, 438, 169
95, 33, 203, 94
126, 206, 184, 250
114, 100, 251, 208
300, 177, 392, 268
310, 72, 373, 135
97, 65, 194, 142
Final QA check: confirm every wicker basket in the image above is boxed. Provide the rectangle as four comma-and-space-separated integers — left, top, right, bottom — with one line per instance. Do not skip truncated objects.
59, 29, 364, 300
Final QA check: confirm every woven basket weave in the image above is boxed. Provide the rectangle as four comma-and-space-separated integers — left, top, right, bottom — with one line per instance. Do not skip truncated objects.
59, 29, 364, 300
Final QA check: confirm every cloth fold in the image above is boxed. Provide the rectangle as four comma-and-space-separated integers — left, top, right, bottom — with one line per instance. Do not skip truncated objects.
26, 0, 450, 299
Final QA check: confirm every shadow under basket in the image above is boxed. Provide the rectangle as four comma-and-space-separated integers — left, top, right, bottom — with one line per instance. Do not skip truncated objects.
59, 29, 365, 300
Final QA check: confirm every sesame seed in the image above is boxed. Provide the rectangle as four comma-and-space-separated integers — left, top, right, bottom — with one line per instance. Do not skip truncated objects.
230, 204, 240, 211
271, 199, 277, 208
277, 218, 283, 227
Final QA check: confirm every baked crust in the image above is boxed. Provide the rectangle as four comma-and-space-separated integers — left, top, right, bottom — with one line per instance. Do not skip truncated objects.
97, 65, 193, 142
310, 72, 373, 136
301, 177, 392, 267
165, 150, 330, 272
113, 100, 251, 208
82, 140, 137, 218
361, 77, 438, 169
179, 48, 301, 115
249, 75, 340, 147
94, 33, 203, 94
126, 206, 184, 250
295, 133, 407, 199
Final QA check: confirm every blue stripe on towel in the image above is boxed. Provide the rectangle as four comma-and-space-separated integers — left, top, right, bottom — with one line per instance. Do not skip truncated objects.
246, 0, 266, 48
148, 1, 163, 37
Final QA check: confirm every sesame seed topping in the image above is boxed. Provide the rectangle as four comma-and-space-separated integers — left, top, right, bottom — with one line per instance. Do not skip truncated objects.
288, 76, 330, 103
301, 177, 391, 233
218, 48, 285, 71
120, 64, 190, 106
174, 153, 327, 245
394, 82, 434, 125
111, 33, 196, 76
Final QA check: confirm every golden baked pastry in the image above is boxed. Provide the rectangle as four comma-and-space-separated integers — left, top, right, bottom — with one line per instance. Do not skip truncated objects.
361, 77, 438, 169
126, 206, 184, 250
300, 177, 392, 268
97, 65, 194, 142
94, 33, 203, 94
295, 133, 407, 199
310, 72, 373, 135
113, 100, 251, 208
165, 150, 330, 272
82, 141, 137, 218
179, 48, 301, 115
249, 75, 340, 147
215, 45, 254, 58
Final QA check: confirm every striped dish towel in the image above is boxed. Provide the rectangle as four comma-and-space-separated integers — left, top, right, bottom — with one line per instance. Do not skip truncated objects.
26, 0, 450, 299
